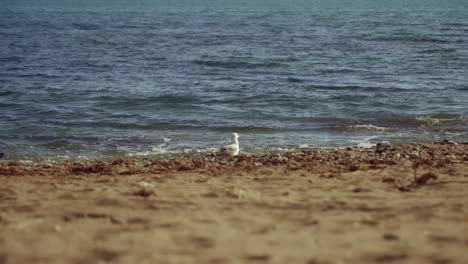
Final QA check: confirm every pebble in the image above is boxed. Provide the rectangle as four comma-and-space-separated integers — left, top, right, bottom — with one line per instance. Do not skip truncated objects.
442, 139, 458, 145
0, 141, 466, 177
382, 233, 399, 240
137, 181, 155, 188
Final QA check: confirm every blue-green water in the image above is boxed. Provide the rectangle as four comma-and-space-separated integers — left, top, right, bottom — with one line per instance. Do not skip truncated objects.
1, 1, 467, 161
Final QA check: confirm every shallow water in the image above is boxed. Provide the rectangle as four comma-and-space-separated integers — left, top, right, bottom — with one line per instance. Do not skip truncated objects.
1, 1, 467, 161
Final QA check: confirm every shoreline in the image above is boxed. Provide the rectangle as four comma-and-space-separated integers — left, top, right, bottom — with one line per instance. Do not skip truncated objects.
1, 141, 467, 178
1, 136, 466, 163
1, 141, 467, 263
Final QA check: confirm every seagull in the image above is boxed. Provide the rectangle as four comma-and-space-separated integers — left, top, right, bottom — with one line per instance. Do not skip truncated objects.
219, 133, 240, 156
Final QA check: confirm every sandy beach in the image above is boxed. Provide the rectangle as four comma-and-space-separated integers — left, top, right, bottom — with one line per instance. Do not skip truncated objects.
1, 142, 467, 264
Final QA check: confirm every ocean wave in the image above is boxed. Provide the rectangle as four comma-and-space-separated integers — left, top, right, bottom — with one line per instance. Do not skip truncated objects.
17, 73, 61, 79
279, 117, 349, 123
153, 95, 201, 104
72, 22, 101, 30
126, 145, 223, 158
0, 56, 22, 63
283, 115, 467, 131
372, 114, 465, 127
346, 125, 391, 132
212, 126, 277, 133
365, 34, 450, 44
72, 35, 116, 46
453, 85, 467, 91
94, 94, 201, 107
317, 68, 357, 74
39, 139, 88, 151
356, 142, 376, 148
417, 48, 457, 54
286, 77, 305, 83
414, 115, 467, 127
193, 59, 288, 69
0, 90, 20, 97
303, 84, 407, 92
193, 54, 293, 69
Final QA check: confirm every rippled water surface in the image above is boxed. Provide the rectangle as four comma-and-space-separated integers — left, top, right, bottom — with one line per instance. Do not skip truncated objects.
1, 0, 467, 160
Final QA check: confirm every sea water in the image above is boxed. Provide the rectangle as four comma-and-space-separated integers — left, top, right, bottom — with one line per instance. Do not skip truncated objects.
1, 0, 467, 161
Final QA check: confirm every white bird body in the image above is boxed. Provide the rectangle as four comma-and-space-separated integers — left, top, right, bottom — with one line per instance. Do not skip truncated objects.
220, 133, 239, 156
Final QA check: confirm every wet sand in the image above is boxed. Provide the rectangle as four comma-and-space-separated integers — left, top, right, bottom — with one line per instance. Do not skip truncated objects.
1, 142, 468, 264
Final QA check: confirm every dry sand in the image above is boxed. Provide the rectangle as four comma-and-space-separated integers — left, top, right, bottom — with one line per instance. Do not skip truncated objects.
1, 142, 467, 264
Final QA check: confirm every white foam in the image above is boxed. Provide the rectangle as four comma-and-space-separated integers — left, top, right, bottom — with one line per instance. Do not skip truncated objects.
357, 142, 376, 148
416, 116, 441, 126
347, 125, 389, 131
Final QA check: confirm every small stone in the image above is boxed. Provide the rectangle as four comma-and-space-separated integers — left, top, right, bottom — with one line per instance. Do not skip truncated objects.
383, 233, 399, 240
136, 181, 154, 188
55, 225, 62, 232
360, 217, 379, 226
351, 187, 369, 193
288, 160, 303, 170
442, 139, 457, 145
375, 149, 385, 154
132, 188, 155, 197
305, 219, 320, 225
116, 166, 131, 175
110, 217, 123, 224
202, 192, 219, 198
415, 172, 438, 185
